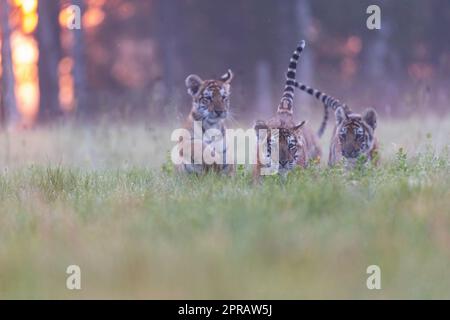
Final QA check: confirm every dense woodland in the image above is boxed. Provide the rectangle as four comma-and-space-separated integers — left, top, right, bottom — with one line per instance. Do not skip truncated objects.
0, 0, 449, 127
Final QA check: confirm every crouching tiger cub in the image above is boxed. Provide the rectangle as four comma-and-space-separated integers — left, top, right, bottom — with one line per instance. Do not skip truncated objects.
254, 40, 322, 179
293, 81, 379, 167
176, 70, 235, 174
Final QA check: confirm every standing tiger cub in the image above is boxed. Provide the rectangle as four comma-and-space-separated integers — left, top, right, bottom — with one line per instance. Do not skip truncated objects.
293, 81, 379, 167
176, 70, 235, 174
254, 40, 322, 179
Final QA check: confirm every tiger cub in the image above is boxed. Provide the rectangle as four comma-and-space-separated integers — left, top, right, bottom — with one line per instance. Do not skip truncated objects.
254, 41, 322, 179
294, 81, 379, 167
177, 70, 234, 174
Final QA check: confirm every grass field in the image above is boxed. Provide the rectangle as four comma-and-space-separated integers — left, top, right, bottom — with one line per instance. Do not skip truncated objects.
0, 115, 449, 299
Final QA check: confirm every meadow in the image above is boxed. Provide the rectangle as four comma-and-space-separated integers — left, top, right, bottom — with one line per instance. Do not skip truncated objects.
0, 115, 449, 299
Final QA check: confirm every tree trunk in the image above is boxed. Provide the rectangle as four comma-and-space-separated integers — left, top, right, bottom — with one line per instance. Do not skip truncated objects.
295, 0, 314, 119
37, 0, 62, 123
156, 0, 183, 117
71, 0, 89, 119
363, 17, 398, 116
255, 60, 273, 118
0, 0, 19, 128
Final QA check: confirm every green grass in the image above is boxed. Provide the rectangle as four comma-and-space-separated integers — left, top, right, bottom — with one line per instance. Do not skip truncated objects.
0, 117, 449, 299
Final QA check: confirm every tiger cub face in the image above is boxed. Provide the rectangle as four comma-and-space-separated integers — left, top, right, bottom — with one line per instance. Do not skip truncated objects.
335, 107, 377, 161
185, 70, 233, 125
255, 119, 307, 175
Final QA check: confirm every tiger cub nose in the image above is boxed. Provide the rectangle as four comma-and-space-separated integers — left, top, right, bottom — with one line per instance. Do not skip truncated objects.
279, 160, 288, 167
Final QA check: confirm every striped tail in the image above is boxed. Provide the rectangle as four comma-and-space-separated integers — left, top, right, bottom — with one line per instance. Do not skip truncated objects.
293, 81, 348, 137
277, 40, 306, 115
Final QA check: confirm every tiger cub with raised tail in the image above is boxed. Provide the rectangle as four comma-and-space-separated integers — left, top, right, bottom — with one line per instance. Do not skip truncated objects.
294, 81, 379, 167
253, 41, 321, 179
176, 70, 235, 174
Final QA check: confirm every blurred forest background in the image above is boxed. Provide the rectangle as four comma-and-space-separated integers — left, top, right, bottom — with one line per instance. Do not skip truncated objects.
0, 0, 449, 128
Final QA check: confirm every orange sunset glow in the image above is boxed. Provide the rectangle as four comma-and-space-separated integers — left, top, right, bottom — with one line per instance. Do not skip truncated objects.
11, 0, 39, 122
6, 0, 106, 123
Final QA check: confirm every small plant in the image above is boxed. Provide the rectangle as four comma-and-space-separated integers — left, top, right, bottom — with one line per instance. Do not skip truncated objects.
161, 151, 175, 175
354, 154, 369, 173
235, 163, 247, 179
395, 147, 408, 172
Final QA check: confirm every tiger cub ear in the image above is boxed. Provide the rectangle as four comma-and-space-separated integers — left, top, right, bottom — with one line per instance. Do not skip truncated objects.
220, 69, 234, 84
254, 120, 268, 140
185, 74, 203, 96
335, 107, 348, 125
293, 121, 306, 132
363, 108, 377, 130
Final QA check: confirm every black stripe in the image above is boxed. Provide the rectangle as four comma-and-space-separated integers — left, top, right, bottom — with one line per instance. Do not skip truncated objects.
307, 88, 314, 95
287, 71, 296, 79
288, 62, 297, 69
315, 91, 322, 98
286, 80, 296, 86
292, 53, 300, 60
300, 85, 306, 90
284, 86, 294, 93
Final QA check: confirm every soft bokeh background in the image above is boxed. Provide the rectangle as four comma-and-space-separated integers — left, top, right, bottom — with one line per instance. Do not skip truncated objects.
1, 0, 449, 128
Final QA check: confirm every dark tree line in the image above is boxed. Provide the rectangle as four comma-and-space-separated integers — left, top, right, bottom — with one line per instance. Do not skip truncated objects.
2, 0, 450, 127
